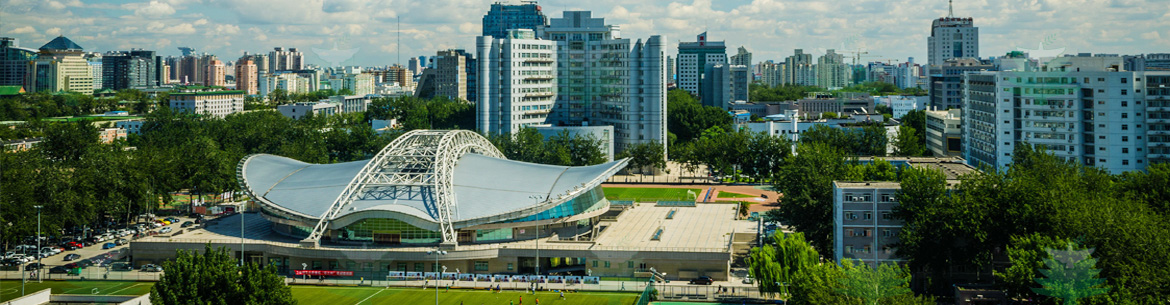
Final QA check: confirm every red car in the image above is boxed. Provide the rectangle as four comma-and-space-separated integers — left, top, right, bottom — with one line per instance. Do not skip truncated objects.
67, 241, 84, 249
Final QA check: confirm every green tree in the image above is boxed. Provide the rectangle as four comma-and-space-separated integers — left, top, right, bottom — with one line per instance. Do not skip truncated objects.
772, 143, 852, 255
151, 244, 296, 305
892, 124, 924, 157
40, 120, 99, 163
899, 110, 927, 155
836, 260, 914, 305
748, 232, 822, 299
667, 89, 732, 143
1032, 242, 1110, 305
995, 233, 1074, 300
618, 141, 666, 175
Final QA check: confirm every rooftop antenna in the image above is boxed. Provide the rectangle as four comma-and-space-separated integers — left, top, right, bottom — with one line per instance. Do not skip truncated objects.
947, 0, 954, 18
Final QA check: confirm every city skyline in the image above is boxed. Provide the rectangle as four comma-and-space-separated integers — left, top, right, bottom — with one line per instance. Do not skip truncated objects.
1, 0, 1167, 67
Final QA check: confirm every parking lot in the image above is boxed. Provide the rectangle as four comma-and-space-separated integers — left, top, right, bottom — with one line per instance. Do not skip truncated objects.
1, 215, 202, 281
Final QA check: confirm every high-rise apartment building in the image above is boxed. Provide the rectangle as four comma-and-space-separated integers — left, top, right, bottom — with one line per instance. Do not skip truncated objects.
677, 32, 727, 96
730, 46, 752, 67
928, 57, 992, 109
27, 36, 93, 95
481, 1, 549, 39
927, 3, 979, 66
817, 49, 849, 89
0, 38, 38, 88
235, 57, 258, 95
759, 61, 786, 88
433, 49, 469, 101
204, 59, 226, 87
541, 11, 667, 152
269, 47, 304, 72
962, 55, 1170, 173
476, 29, 557, 135
786, 49, 816, 86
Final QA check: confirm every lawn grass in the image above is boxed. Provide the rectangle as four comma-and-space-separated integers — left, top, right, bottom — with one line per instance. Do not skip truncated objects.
716, 192, 758, 198
291, 286, 638, 305
602, 188, 700, 202
0, 280, 154, 302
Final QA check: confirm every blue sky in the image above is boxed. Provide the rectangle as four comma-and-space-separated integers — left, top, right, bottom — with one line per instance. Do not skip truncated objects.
2, 0, 1167, 67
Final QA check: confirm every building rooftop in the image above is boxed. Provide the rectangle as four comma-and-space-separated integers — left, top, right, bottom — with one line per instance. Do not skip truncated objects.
170, 90, 245, 96
39, 36, 83, 51
834, 181, 903, 189
595, 203, 738, 251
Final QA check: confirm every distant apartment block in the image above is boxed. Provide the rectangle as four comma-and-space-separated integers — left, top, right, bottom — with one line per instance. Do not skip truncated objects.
962, 54, 1170, 173
926, 108, 963, 157
269, 47, 304, 72
169, 90, 244, 118
786, 49, 815, 86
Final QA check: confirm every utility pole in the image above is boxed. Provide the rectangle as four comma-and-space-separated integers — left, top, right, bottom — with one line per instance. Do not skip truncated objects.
35, 205, 42, 283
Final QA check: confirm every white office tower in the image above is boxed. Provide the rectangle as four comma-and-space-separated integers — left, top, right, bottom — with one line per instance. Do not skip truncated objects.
927, 1, 979, 66
476, 29, 557, 135
962, 55, 1170, 174
677, 32, 727, 96
542, 11, 667, 152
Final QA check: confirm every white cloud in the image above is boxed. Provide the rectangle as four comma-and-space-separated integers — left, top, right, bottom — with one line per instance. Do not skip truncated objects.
126, 1, 177, 17
213, 24, 241, 35
194, 19, 209, 25
146, 22, 197, 35
8, 26, 36, 35
45, 27, 62, 36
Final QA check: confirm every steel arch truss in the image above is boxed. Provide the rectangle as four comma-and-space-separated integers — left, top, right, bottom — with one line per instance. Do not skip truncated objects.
301, 130, 504, 247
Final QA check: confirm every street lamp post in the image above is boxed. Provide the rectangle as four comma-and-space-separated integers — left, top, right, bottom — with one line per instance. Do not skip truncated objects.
427, 250, 446, 305
240, 204, 245, 266
34, 205, 42, 283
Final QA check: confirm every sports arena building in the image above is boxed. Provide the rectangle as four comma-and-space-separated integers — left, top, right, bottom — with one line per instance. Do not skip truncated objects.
131, 130, 744, 281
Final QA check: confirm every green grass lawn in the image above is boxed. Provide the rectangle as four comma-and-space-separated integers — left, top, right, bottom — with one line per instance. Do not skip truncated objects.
716, 191, 758, 198
291, 286, 637, 305
0, 280, 154, 302
602, 187, 700, 202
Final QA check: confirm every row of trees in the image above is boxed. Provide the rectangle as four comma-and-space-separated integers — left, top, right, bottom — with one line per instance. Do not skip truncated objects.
486, 128, 608, 167
895, 146, 1170, 302
748, 232, 934, 305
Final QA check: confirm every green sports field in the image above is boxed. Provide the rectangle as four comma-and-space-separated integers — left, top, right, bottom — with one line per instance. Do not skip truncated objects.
291, 286, 638, 305
715, 191, 758, 198
0, 280, 154, 302
602, 187, 700, 202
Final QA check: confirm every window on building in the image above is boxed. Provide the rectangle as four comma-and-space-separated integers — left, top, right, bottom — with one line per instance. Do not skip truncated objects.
508, 263, 514, 270
881, 212, 892, 220
1123, 136, 1129, 142
1122, 89, 1128, 95
1123, 101, 1128, 107
1122, 113, 1129, 119
1123, 160, 1130, 166
475, 261, 489, 272
592, 261, 597, 268
604, 261, 610, 268
864, 213, 873, 220
1122, 78, 1128, 83
1123, 148, 1129, 153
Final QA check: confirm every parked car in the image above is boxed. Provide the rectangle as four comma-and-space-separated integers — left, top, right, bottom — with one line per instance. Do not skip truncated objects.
49, 266, 71, 274
141, 264, 163, 272
110, 262, 133, 271
115, 239, 128, 246
689, 276, 714, 285
159, 227, 173, 234
102, 243, 117, 249
180, 221, 194, 228
25, 263, 44, 270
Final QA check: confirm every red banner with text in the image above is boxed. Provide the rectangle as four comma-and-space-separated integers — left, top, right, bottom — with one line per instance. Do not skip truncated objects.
294, 270, 354, 276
